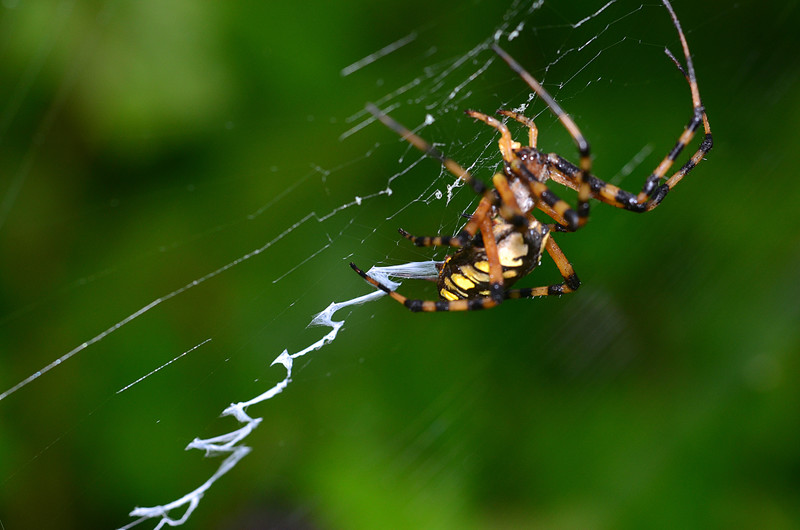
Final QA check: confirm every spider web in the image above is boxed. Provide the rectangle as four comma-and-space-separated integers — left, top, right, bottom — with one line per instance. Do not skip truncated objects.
0, 1, 702, 528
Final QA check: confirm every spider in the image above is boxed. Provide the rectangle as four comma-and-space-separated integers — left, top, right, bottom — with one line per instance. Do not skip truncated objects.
350, 0, 712, 312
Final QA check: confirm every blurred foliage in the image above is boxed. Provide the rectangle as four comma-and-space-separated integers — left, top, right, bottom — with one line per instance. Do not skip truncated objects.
1, 1, 799, 529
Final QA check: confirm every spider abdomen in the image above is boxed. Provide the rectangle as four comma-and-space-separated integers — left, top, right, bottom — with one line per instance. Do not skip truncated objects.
437, 220, 548, 301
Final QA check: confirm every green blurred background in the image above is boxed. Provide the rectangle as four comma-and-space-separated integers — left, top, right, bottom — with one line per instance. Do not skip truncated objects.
1, 1, 799, 528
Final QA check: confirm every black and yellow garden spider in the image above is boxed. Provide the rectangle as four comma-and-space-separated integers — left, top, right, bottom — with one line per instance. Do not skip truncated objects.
351, 0, 712, 312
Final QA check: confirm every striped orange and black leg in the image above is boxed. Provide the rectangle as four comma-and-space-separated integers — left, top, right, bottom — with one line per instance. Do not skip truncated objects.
640, 0, 712, 210
398, 228, 474, 249
505, 235, 580, 300
398, 194, 494, 248
520, 169, 580, 231
545, 155, 650, 213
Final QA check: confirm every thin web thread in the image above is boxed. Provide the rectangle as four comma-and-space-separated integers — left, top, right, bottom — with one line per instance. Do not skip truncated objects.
121, 262, 437, 529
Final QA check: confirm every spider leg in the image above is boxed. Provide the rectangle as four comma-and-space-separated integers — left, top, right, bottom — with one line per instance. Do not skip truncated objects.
505, 235, 580, 299
524, 176, 579, 230
477, 213, 506, 304
398, 227, 474, 248
366, 103, 527, 232
399, 183, 510, 305
492, 43, 592, 229
637, 0, 712, 209
543, 154, 650, 213
497, 109, 538, 148
532, 153, 689, 215
537, 196, 573, 231
399, 171, 528, 251
464, 110, 519, 159
399, 190, 493, 248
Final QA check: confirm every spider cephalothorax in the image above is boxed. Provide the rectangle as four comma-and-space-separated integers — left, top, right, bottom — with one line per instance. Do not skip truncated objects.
351, 0, 712, 312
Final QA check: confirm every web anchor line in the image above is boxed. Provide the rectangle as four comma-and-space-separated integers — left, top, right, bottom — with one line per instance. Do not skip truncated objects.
122, 262, 437, 530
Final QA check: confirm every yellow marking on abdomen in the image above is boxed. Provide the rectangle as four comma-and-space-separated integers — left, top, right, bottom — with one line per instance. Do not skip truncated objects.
440, 288, 460, 301
461, 264, 490, 284
451, 273, 476, 291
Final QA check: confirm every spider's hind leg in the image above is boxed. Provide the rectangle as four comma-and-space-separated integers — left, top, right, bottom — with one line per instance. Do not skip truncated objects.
398, 228, 465, 248
506, 234, 580, 299
397, 194, 494, 248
